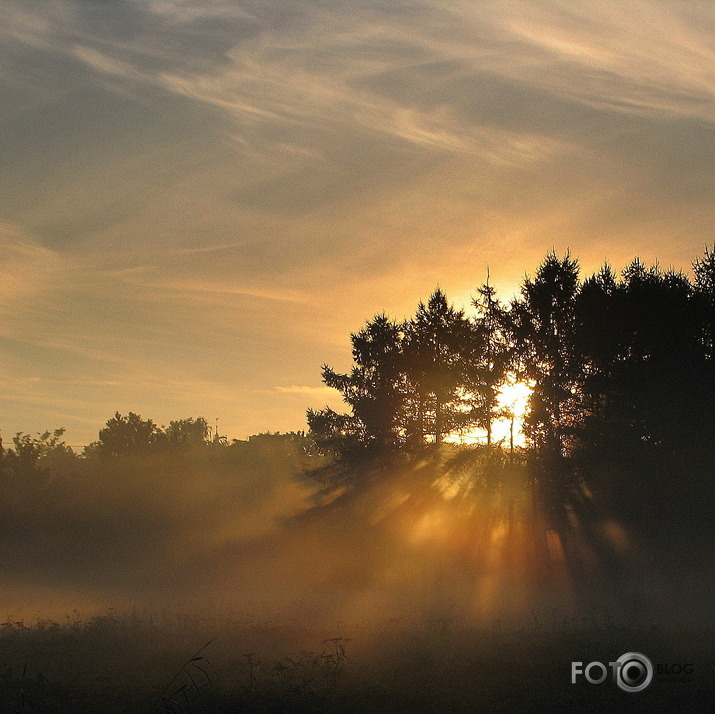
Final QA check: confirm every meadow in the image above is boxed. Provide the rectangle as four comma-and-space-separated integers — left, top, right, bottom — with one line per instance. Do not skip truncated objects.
1, 606, 712, 713
0, 427, 712, 711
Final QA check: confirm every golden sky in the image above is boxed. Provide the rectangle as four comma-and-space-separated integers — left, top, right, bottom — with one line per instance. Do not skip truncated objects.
1, 0, 714, 446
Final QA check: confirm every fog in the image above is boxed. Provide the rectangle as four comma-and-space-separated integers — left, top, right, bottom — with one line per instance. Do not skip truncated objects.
1, 437, 709, 638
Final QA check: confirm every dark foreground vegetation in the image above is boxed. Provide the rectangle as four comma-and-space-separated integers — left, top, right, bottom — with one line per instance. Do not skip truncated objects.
0, 611, 712, 713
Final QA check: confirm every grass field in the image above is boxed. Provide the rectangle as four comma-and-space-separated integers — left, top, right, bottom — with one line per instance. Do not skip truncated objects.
0, 608, 711, 713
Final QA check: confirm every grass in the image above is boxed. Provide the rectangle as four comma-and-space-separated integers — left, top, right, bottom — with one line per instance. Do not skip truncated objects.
0, 609, 711, 713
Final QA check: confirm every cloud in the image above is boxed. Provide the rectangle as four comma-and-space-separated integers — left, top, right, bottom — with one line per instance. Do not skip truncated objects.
502, 2, 715, 120
109, 272, 308, 303
275, 385, 336, 396
0, 225, 67, 313
71, 44, 136, 78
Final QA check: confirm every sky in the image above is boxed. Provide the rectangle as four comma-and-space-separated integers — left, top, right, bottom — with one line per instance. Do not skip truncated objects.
1, 0, 714, 447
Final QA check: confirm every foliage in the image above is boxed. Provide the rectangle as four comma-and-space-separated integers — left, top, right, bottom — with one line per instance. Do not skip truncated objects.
402, 289, 476, 445
165, 417, 210, 448
307, 247, 715, 535
88, 412, 164, 459
312, 313, 406, 455
506, 251, 582, 454
85, 414, 218, 458
11, 429, 72, 466
468, 279, 511, 445
309, 289, 509, 457
1, 429, 79, 481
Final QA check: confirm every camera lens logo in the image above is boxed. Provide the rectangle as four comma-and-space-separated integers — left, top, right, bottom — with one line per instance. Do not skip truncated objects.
614, 652, 653, 693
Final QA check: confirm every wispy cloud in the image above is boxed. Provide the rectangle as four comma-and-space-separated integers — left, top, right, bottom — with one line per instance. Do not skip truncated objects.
108, 271, 308, 303
275, 385, 336, 396
0, 225, 67, 313
71, 44, 137, 78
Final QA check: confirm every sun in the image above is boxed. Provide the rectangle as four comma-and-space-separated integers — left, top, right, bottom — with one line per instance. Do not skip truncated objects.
492, 380, 532, 447
447, 380, 533, 447
497, 380, 532, 421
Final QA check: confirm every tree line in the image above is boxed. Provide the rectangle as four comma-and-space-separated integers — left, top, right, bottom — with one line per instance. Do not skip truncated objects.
0, 414, 316, 485
1, 248, 712, 542
308, 249, 715, 537
309, 249, 715, 454
307, 281, 509, 453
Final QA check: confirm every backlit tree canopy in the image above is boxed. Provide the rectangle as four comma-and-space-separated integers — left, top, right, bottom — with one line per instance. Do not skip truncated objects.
309, 249, 715, 469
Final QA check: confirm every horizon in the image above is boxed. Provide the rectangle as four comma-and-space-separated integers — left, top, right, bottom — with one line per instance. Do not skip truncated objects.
2, 246, 710, 448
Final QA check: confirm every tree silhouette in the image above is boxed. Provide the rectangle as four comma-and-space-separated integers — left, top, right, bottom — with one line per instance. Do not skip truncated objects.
11, 429, 70, 468
694, 246, 715, 362
582, 260, 704, 452
3, 428, 77, 480
567, 255, 715, 556
309, 291, 479, 454
308, 314, 405, 456
506, 251, 582, 455
468, 278, 510, 446
402, 289, 474, 446
299, 247, 714, 554
91, 412, 164, 458
693, 246, 715, 452
165, 417, 210, 448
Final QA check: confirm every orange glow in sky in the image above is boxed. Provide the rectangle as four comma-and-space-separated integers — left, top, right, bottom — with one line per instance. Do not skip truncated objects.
0, 1, 713, 446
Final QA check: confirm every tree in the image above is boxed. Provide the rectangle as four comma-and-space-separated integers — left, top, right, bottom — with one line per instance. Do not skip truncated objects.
165, 417, 210, 448
5, 428, 77, 477
308, 314, 406, 455
402, 289, 475, 446
571, 257, 714, 553
468, 277, 511, 446
693, 247, 715, 447
693, 246, 715, 361
507, 251, 582, 454
309, 291, 486, 454
577, 259, 706, 454
90, 412, 164, 458
306, 406, 362, 457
